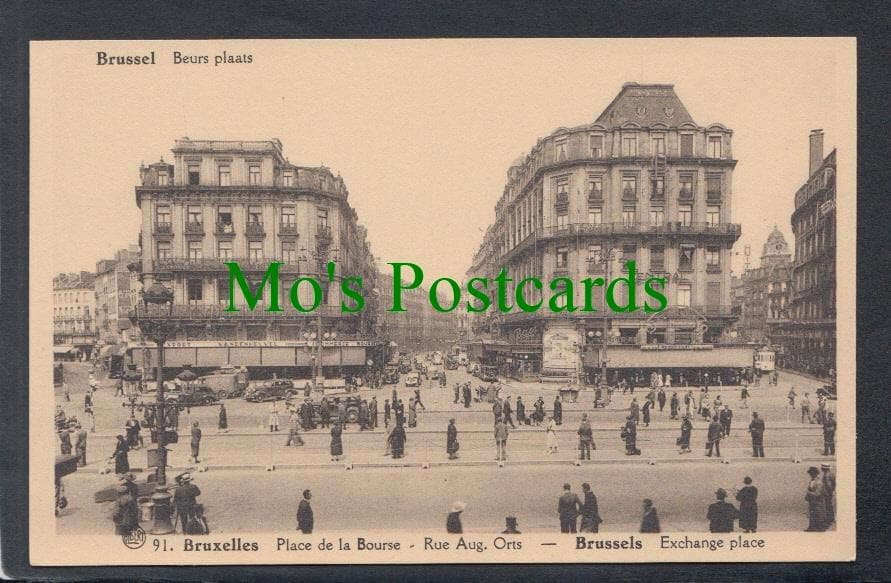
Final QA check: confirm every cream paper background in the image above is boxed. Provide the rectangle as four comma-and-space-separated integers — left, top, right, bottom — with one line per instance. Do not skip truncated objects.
30, 38, 856, 565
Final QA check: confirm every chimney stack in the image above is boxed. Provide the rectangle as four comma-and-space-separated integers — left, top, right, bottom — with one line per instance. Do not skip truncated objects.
809, 129, 824, 177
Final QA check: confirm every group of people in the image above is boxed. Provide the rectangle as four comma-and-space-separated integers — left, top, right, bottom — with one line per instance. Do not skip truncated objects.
111, 471, 206, 536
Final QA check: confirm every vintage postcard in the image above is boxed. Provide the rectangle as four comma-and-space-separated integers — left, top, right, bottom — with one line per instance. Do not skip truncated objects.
30, 38, 855, 565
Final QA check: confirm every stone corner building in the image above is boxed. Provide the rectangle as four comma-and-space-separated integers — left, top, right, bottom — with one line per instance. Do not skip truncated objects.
130, 138, 379, 377
467, 83, 748, 384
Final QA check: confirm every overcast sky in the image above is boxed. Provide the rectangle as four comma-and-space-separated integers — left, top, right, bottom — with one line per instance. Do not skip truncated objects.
32, 38, 855, 283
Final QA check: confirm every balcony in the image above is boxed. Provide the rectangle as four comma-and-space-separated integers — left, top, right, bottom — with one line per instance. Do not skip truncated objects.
152, 257, 303, 274
215, 222, 236, 237
154, 222, 173, 236
621, 187, 637, 201
317, 225, 332, 241
552, 268, 569, 277
678, 187, 694, 200
130, 303, 353, 322
184, 221, 204, 236
587, 189, 603, 203
245, 221, 265, 238
706, 190, 722, 202
706, 264, 722, 274
279, 223, 299, 236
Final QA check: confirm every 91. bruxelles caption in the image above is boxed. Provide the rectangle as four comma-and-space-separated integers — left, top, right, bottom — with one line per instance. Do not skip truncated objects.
159, 534, 768, 555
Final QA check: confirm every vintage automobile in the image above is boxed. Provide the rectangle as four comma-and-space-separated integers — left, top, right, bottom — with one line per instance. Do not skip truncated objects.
444, 355, 459, 370
404, 371, 421, 387
479, 365, 498, 383
468, 363, 480, 377
199, 366, 250, 399
816, 384, 837, 400
398, 360, 413, 374
166, 385, 220, 407
383, 366, 400, 385
243, 379, 298, 402
287, 393, 363, 424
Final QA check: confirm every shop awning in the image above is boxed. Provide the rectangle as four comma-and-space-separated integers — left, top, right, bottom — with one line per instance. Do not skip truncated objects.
52, 345, 76, 354
99, 343, 126, 358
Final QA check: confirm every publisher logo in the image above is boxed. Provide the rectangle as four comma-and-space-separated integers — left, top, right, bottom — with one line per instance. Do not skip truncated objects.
122, 526, 146, 549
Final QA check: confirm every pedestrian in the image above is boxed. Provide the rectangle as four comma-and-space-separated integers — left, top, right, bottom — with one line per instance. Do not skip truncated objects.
805, 466, 828, 531
190, 420, 202, 464
319, 396, 330, 429
816, 395, 827, 425
577, 413, 594, 460
173, 473, 202, 534
57, 424, 73, 455
821, 463, 836, 527
545, 416, 559, 454
337, 399, 347, 428
669, 392, 679, 420
268, 401, 280, 432
492, 397, 503, 425
383, 399, 391, 428
370, 396, 379, 429
684, 390, 694, 416
700, 392, 711, 421
396, 399, 406, 427
286, 411, 305, 447
554, 395, 563, 425
748, 412, 765, 457
557, 483, 582, 533
503, 396, 516, 429
677, 414, 693, 454
296, 489, 314, 534
719, 404, 733, 437
359, 399, 369, 431
303, 398, 317, 430
516, 396, 526, 425
502, 516, 521, 534
707, 488, 739, 533
801, 392, 812, 423
119, 472, 138, 499
63, 381, 70, 402
115, 378, 124, 397
736, 476, 759, 533
462, 384, 472, 408
622, 415, 640, 455
713, 394, 723, 410
640, 498, 660, 533
447, 418, 459, 460
111, 484, 139, 536
740, 385, 749, 408
642, 398, 652, 427
391, 388, 398, 409
579, 483, 602, 532
495, 417, 509, 461
533, 396, 545, 426
329, 422, 343, 461
788, 386, 797, 409
73, 423, 87, 466
822, 412, 836, 456
446, 501, 465, 534
111, 434, 129, 474
388, 421, 407, 459
218, 403, 228, 433
706, 415, 723, 457
408, 397, 417, 428
414, 388, 426, 411
630, 398, 640, 423
453, 383, 460, 404
657, 388, 666, 412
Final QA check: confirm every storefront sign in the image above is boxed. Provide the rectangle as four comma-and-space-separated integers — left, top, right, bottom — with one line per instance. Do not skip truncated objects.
639, 344, 713, 351
129, 339, 378, 349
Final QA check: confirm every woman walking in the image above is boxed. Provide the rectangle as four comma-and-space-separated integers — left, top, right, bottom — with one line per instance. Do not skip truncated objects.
736, 476, 759, 533
111, 434, 130, 474
330, 422, 343, 462
446, 419, 459, 460
545, 416, 559, 454
677, 414, 693, 454
388, 421, 407, 459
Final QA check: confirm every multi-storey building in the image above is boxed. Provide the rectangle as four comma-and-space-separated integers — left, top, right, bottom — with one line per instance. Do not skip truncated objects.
778, 130, 836, 378
53, 271, 98, 360
731, 227, 792, 355
129, 138, 379, 377
467, 83, 748, 384
94, 246, 142, 345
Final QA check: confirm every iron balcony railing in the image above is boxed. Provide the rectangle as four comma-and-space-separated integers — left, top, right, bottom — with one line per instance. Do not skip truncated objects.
279, 223, 299, 236
245, 222, 265, 237
130, 303, 355, 321
499, 304, 736, 322
152, 257, 303, 273
184, 221, 204, 235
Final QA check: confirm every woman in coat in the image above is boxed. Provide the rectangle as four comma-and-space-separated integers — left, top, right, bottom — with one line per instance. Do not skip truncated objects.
642, 399, 652, 427
112, 484, 139, 535
736, 476, 759, 533
111, 435, 130, 474
640, 499, 660, 533
329, 422, 343, 462
545, 416, 559, 454
446, 419, 459, 459
218, 403, 228, 433
669, 392, 679, 420
388, 421, 407, 459
446, 501, 465, 533
677, 415, 693, 454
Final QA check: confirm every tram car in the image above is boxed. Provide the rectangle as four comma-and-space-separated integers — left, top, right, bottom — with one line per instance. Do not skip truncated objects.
754, 348, 776, 373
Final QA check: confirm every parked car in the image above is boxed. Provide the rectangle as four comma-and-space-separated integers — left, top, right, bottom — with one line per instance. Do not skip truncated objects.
816, 384, 837, 400
166, 385, 219, 407
383, 366, 400, 384
199, 366, 250, 399
244, 379, 298, 402
289, 393, 363, 424
444, 356, 458, 370
479, 365, 498, 383
404, 372, 421, 387
468, 363, 480, 377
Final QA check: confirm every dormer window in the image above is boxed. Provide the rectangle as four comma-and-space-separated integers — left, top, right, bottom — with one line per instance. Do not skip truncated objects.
590, 135, 603, 158
680, 134, 694, 157
555, 138, 567, 161
283, 170, 294, 186
188, 164, 200, 185
622, 134, 638, 157
158, 169, 169, 186
708, 135, 723, 158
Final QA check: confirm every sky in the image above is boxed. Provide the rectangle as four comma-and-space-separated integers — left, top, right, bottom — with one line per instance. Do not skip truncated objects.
32, 38, 855, 282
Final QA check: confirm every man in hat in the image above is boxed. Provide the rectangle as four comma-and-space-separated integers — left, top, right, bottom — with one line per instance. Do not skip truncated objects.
706, 415, 723, 458
286, 409, 304, 447
502, 516, 521, 534
821, 463, 836, 527
383, 399, 391, 428
111, 483, 139, 536
370, 396, 379, 429
502, 396, 515, 429
707, 488, 739, 533
553, 395, 563, 425
296, 489, 314, 534
557, 483, 582, 533
822, 412, 836, 456
516, 396, 526, 425
623, 415, 640, 455
494, 416, 509, 461
719, 404, 733, 437
173, 473, 202, 534
58, 425, 73, 456
190, 420, 202, 464
119, 472, 139, 499
577, 414, 594, 460
579, 483, 602, 533
748, 412, 765, 457
805, 466, 827, 531
640, 499, 660, 533
74, 422, 88, 466
447, 502, 465, 534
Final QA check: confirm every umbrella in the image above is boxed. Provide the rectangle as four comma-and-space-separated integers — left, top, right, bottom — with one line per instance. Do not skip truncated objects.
176, 368, 198, 382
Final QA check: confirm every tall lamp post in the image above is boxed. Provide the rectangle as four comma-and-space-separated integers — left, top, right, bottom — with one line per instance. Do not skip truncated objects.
129, 282, 177, 535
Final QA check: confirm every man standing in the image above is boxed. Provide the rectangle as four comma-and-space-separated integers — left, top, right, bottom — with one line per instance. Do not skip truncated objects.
516, 396, 526, 425
494, 417, 509, 461
358, 399, 369, 431
707, 488, 739, 533
805, 466, 827, 531
173, 473, 201, 534
629, 398, 640, 423
462, 384, 472, 408
821, 463, 836, 528
190, 420, 202, 464
623, 415, 640, 455
719, 404, 733, 437
740, 384, 749, 408
787, 386, 797, 409
492, 398, 503, 425
446, 418, 459, 460
296, 490, 314, 534
640, 499, 660, 533
111, 484, 139, 536
801, 392, 812, 424
286, 410, 304, 447
218, 403, 228, 433
370, 396, 379, 429
822, 412, 836, 456
554, 395, 563, 425
579, 483, 602, 532
657, 387, 666, 412
642, 398, 652, 427
502, 396, 515, 429
706, 415, 723, 458
669, 392, 679, 420
748, 412, 766, 457
74, 422, 88, 466
557, 483, 582, 533
383, 399, 391, 428
337, 399, 347, 428
319, 396, 330, 429
453, 383, 460, 404
577, 414, 594, 460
